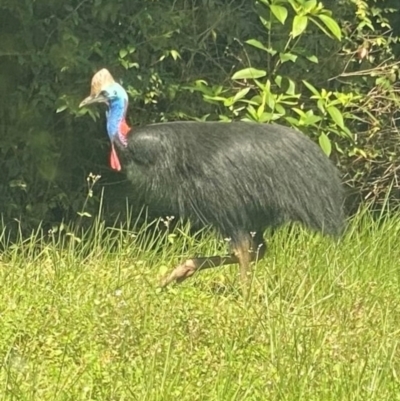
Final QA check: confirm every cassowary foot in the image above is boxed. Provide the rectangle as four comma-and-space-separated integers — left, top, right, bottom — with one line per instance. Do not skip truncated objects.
160, 259, 197, 288
159, 239, 266, 291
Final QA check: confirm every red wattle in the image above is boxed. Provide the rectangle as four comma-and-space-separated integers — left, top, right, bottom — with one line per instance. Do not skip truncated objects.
110, 144, 122, 171
119, 119, 130, 137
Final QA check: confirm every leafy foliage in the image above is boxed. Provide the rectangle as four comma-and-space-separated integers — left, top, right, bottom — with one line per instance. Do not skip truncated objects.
0, 0, 399, 232
185, 0, 400, 212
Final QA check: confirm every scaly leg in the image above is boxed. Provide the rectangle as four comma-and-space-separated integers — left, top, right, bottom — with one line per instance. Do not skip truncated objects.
233, 233, 266, 298
160, 232, 266, 288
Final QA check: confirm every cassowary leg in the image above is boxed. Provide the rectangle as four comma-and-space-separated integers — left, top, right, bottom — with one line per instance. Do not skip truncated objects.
160, 232, 266, 288
233, 232, 266, 293
160, 255, 239, 287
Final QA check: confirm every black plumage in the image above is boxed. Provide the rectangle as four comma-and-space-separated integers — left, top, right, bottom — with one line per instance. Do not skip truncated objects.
79, 69, 345, 289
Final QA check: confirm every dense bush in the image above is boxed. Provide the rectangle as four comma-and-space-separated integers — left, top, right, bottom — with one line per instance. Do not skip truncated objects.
0, 0, 399, 234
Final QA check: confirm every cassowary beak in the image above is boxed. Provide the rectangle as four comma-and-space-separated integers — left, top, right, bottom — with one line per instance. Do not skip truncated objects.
79, 93, 108, 108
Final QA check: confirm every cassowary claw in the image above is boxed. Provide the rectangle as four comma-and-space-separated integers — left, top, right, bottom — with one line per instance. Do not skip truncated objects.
160, 259, 197, 287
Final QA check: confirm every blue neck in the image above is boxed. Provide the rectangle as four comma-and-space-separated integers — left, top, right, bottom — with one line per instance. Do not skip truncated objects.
106, 97, 126, 142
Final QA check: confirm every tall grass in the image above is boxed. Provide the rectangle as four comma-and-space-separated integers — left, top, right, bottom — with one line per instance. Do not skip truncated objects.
1, 209, 400, 400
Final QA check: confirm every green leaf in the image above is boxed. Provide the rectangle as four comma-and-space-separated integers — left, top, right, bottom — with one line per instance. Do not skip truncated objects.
263, 80, 275, 110
327, 106, 344, 128
286, 79, 296, 96
259, 16, 271, 30
170, 50, 181, 60
304, 0, 317, 13
319, 133, 332, 156
233, 87, 251, 102
257, 103, 265, 119
246, 39, 268, 51
270, 5, 288, 24
302, 80, 320, 96
275, 104, 286, 115
292, 15, 308, 38
203, 95, 229, 103
341, 125, 353, 140
279, 52, 298, 63
317, 14, 342, 40
246, 105, 258, 120
246, 40, 277, 55
306, 55, 318, 63
56, 105, 67, 113
285, 116, 300, 126
219, 115, 232, 122
232, 68, 267, 80
292, 108, 307, 118
303, 113, 322, 125
119, 49, 128, 58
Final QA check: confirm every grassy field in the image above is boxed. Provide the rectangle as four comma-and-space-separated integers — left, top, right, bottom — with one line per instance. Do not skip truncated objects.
1, 211, 400, 401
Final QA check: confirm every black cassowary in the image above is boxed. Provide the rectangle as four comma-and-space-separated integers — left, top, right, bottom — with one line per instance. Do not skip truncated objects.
79, 68, 345, 288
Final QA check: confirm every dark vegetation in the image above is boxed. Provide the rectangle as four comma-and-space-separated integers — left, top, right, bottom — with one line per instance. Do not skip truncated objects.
1, 0, 400, 235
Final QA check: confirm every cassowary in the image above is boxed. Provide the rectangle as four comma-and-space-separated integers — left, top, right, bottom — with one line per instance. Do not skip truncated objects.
79, 68, 345, 289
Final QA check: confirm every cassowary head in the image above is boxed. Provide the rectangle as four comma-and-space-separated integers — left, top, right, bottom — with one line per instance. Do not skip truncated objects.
79, 68, 130, 171
79, 68, 128, 108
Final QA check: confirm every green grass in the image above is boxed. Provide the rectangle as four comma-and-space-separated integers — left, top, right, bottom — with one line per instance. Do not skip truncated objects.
1, 211, 400, 400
